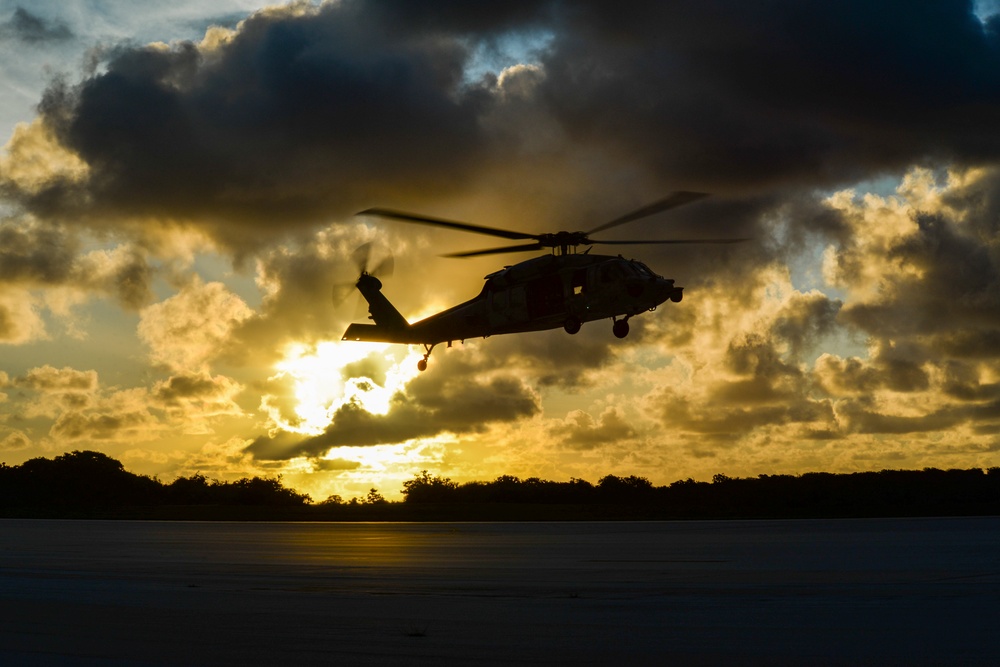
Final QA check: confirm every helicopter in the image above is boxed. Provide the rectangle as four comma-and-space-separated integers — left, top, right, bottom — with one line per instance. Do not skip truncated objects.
340, 191, 745, 371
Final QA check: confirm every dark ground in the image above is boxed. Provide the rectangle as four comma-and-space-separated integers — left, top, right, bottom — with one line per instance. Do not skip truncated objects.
1, 517, 998, 665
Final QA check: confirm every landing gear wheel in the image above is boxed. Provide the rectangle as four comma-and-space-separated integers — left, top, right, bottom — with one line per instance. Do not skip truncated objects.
417, 343, 436, 371
613, 319, 630, 339
564, 317, 582, 335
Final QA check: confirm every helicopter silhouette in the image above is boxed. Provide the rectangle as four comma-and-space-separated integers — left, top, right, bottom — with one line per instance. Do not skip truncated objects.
341, 192, 745, 371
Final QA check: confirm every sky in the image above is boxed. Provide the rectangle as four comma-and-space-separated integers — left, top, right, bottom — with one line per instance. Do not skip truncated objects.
1, 0, 999, 501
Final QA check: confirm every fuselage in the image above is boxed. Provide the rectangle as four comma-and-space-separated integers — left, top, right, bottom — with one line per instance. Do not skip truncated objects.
342, 253, 682, 346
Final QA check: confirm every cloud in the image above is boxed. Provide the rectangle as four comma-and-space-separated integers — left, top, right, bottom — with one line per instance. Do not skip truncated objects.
641, 263, 844, 444
426, 326, 619, 392
0, 217, 155, 310
549, 407, 636, 450
5, 366, 169, 444
50, 408, 158, 442
0, 7, 73, 44
0, 429, 30, 450
6, 0, 997, 255
151, 372, 245, 433
4, 2, 1000, 487
138, 277, 252, 372
0, 288, 46, 344
231, 224, 387, 363
0, 118, 88, 195
17, 364, 98, 391
834, 396, 967, 435
815, 350, 930, 396
639, 167, 1000, 450
249, 370, 540, 460
538, 1, 1000, 188
0, 219, 79, 285
0, 222, 156, 347
822, 169, 1000, 379
312, 457, 362, 472
12, 1, 492, 250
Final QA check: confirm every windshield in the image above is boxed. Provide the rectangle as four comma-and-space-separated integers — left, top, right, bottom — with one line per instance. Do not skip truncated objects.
630, 260, 656, 277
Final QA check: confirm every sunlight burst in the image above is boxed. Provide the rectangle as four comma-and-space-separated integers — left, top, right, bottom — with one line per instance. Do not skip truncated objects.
272, 341, 423, 435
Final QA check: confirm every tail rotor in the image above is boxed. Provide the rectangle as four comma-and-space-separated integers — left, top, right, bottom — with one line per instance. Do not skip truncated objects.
332, 242, 395, 314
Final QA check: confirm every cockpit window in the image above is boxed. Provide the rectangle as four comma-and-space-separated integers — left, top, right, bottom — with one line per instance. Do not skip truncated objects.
630, 261, 656, 277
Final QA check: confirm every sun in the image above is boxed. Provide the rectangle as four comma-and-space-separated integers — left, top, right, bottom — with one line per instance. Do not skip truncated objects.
271, 341, 423, 436
269, 341, 439, 500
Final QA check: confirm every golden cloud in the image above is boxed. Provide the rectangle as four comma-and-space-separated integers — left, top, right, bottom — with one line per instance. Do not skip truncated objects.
0, 117, 88, 194
0, 289, 46, 345
138, 277, 252, 372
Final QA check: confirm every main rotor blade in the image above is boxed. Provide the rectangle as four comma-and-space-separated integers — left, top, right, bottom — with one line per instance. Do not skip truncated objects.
359, 208, 535, 241
441, 243, 544, 258
586, 191, 709, 235
590, 238, 750, 245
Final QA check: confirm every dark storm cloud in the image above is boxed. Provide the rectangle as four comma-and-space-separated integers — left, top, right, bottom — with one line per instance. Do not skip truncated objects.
538, 1, 1000, 189
940, 361, 1000, 401
8, 0, 1000, 250
248, 372, 539, 459
22, 1, 491, 247
937, 329, 1000, 358
0, 7, 73, 44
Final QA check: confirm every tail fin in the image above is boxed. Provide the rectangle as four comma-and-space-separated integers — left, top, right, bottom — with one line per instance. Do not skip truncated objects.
341, 274, 411, 342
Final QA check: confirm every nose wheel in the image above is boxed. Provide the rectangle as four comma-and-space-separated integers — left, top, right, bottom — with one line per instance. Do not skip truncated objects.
612, 317, 630, 339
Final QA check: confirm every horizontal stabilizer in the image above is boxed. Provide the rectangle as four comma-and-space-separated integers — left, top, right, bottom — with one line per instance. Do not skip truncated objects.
341, 323, 413, 344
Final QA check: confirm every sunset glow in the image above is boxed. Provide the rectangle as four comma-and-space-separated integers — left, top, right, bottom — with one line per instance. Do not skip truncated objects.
270, 342, 423, 435
1, 1, 998, 501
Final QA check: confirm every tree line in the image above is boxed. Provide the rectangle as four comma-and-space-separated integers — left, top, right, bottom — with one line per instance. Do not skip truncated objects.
400, 468, 1000, 518
1, 450, 998, 519
0, 450, 310, 512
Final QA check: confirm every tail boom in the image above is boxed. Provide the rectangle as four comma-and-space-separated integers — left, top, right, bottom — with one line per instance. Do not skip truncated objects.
341, 273, 415, 343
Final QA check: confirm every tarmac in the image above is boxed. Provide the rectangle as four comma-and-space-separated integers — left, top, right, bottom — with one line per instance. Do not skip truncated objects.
1, 517, 998, 665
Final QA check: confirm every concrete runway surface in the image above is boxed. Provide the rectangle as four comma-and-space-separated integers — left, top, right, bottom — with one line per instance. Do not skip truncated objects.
0, 517, 998, 665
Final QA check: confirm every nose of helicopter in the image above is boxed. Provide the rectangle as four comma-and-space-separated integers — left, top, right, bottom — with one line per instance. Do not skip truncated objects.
654, 276, 683, 304
625, 274, 682, 307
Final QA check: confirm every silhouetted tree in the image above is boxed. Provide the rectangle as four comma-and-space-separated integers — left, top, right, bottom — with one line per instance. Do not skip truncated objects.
4, 451, 1000, 518
3, 450, 160, 508
597, 475, 655, 503
214, 476, 311, 506
166, 473, 213, 504
362, 488, 387, 505
401, 470, 458, 503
